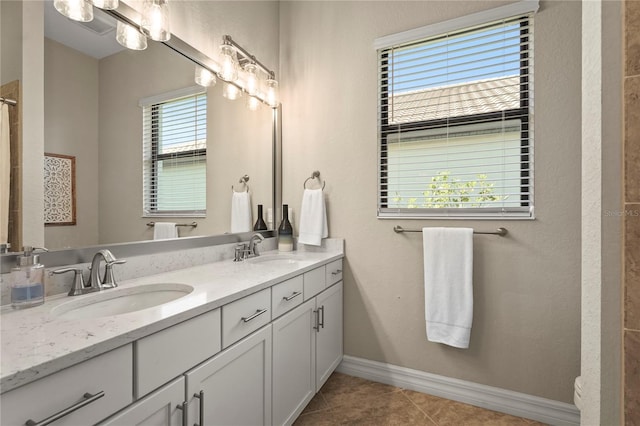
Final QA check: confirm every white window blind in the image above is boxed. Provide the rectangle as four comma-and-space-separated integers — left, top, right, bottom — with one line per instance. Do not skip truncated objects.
141, 88, 207, 217
377, 7, 535, 219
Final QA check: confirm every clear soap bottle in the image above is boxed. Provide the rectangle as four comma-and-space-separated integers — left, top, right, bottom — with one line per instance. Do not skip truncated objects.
11, 246, 47, 309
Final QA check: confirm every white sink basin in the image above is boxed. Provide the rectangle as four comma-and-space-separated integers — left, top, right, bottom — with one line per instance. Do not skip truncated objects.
51, 283, 194, 320
246, 254, 301, 266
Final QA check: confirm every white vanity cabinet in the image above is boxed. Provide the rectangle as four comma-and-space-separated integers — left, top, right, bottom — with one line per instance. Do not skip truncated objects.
1, 344, 133, 426
99, 377, 185, 426
272, 263, 343, 426
186, 325, 272, 426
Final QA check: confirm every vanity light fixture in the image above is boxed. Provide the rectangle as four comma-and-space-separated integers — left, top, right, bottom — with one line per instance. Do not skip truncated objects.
54, 0, 94, 22
195, 66, 217, 88
223, 83, 242, 101
116, 21, 148, 50
219, 44, 239, 82
92, 0, 118, 10
141, 0, 171, 42
265, 77, 279, 108
244, 63, 259, 97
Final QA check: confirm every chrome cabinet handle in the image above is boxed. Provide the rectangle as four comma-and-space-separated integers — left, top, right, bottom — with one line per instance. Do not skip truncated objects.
331, 269, 343, 276
313, 309, 320, 331
193, 390, 204, 426
176, 401, 188, 426
283, 291, 302, 301
241, 308, 268, 323
319, 305, 325, 329
25, 391, 105, 426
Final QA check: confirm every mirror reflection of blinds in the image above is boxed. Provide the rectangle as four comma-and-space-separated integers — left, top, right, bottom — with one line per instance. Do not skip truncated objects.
142, 92, 207, 216
378, 13, 534, 218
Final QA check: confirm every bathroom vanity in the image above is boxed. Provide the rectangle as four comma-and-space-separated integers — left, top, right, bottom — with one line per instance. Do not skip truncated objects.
0, 245, 343, 426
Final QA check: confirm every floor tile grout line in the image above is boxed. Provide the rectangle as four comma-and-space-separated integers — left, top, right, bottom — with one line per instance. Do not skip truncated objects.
400, 389, 440, 426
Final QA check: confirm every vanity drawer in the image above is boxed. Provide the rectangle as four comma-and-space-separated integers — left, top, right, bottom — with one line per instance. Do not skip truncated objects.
326, 259, 343, 286
1, 344, 132, 426
222, 288, 271, 348
272, 275, 304, 319
303, 266, 326, 301
136, 308, 221, 398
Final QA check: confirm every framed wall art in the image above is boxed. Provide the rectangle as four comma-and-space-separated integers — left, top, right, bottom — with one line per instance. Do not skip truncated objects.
44, 153, 76, 226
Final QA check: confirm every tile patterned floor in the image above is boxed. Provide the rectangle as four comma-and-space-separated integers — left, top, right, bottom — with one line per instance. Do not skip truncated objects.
294, 372, 548, 426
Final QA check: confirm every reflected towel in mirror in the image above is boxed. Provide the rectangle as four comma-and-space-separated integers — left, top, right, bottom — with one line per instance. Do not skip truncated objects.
231, 192, 252, 233
298, 188, 328, 246
154, 222, 178, 240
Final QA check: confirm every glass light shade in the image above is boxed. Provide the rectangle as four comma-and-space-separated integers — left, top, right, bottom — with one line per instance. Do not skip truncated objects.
223, 83, 242, 101
219, 45, 239, 82
116, 21, 147, 50
141, 0, 171, 42
266, 78, 279, 107
92, 0, 118, 10
54, 0, 93, 22
195, 66, 217, 87
247, 96, 261, 111
244, 64, 259, 97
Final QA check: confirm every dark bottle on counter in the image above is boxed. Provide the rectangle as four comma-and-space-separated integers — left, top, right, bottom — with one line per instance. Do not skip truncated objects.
253, 204, 268, 231
278, 204, 294, 252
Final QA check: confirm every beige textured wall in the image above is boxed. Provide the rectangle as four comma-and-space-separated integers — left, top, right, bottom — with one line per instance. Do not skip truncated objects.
280, 0, 581, 403
44, 39, 99, 249
1, 1, 22, 85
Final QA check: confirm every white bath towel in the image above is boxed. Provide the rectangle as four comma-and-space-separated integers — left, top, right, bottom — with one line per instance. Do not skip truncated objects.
298, 189, 328, 246
423, 227, 474, 349
231, 191, 252, 233
154, 222, 178, 240
0, 104, 9, 244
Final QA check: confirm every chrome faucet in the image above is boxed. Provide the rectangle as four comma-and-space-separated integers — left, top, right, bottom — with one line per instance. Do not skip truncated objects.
87, 250, 126, 290
248, 233, 265, 257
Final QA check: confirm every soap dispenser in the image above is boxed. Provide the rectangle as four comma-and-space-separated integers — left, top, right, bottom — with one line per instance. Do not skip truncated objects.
11, 246, 47, 309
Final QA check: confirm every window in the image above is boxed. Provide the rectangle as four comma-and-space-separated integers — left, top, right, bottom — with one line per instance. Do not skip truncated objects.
140, 87, 207, 217
377, 1, 537, 219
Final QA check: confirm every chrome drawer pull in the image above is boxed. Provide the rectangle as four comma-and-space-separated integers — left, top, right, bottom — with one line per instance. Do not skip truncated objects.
194, 390, 205, 426
283, 291, 302, 301
319, 305, 325, 329
25, 391, 105, 426
176, 400, 188, 426
242, 308, 268, 323
331, 269, 343, 276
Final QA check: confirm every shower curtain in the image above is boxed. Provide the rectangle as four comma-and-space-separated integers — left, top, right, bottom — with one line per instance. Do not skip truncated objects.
0, 103, 10, 245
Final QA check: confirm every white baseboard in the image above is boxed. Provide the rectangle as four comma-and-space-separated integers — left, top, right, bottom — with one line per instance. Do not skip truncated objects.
336, 355, 580, 426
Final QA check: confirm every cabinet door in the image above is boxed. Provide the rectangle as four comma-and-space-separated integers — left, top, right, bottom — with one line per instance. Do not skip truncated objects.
272, 298, 317, 426
186, 325, 272, 426
315, 281, 343, 392
100, 377, 185, 426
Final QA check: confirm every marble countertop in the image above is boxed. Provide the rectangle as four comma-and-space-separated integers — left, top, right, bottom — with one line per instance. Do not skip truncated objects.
0, 248, 343, 393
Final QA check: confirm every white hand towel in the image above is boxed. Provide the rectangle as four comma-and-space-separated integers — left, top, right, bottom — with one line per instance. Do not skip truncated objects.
154, 222, 178, 240
423, 227, 473, 349
231, 191, 252, 233
298, 189, 328, 246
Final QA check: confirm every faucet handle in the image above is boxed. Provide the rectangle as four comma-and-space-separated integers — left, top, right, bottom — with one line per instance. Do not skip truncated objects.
102, 259, 126, 289
51, 268, 96, 296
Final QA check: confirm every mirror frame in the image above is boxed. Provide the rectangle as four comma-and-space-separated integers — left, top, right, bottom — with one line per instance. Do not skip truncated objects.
0, 2, 282, 272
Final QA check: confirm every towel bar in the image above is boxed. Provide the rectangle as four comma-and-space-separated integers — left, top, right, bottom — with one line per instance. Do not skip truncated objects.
232, 174, 250, 193
303, 170, 326, 190
393, 225, 508, 236
147, 222, 198, 228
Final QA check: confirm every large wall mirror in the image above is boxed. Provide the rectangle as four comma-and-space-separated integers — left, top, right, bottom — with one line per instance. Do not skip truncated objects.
2, 1, 278, 254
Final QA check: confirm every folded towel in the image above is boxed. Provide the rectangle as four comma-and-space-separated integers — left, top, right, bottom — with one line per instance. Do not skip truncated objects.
298, 189, 328, 246
423, 227, 473, 348
231, 191, 252, 233
154, 222, 178, 240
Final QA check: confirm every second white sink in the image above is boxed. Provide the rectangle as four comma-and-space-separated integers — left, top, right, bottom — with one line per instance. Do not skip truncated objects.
51, 283, 194, 320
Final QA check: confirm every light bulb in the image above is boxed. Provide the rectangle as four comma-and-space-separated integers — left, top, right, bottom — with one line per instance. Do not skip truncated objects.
247, 96, 261, 111
116, 21, 147, 50
92, 0, 118, 10
195, 66, 217, 87
223, 83, 242, 101
141, 0, 171, 42
265, 78, 279, 107
219, 45, 239, 82
54, 0, 93, 22
244, 64, 259, 97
